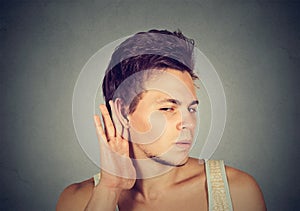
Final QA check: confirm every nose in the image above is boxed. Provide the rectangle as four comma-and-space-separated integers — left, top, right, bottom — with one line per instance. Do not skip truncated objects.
176, 111, 196, 130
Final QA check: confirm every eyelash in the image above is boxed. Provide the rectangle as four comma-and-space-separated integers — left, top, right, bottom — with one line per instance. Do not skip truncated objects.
159, 107, 197, 113
159, 107, 175, 112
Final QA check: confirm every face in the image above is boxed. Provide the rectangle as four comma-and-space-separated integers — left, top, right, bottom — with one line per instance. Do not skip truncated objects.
127, 68, 198, 167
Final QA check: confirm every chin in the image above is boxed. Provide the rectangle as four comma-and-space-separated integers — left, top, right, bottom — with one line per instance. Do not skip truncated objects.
150, 154, 189, 167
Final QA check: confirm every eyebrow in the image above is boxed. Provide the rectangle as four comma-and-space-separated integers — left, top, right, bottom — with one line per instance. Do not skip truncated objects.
189, 100, 199, 106
156, 98, 199, 107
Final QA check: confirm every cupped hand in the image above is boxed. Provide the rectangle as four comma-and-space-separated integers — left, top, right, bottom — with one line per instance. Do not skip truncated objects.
94, 100, 136, 191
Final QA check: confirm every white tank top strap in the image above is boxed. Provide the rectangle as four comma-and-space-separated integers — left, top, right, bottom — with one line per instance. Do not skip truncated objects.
93, 172, 101, 187
205, 160, 233, 211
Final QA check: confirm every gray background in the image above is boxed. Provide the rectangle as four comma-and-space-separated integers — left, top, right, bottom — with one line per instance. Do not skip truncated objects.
1, 0, 299, 210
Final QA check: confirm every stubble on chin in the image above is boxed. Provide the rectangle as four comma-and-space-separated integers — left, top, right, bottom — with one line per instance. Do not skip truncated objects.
148, 155, 189, 167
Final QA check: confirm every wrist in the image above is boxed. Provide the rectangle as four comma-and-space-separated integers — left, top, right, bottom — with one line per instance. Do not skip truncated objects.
95, 182, 123, 195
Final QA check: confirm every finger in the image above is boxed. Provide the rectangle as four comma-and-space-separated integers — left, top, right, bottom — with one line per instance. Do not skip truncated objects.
109, 100, 123, 138
122, 127, 130, 142
94, 114, 116, 167
99, 104, 116, 140
93, 115, 107, 143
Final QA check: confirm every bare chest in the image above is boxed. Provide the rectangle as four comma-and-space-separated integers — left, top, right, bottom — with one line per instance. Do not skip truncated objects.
118, 187, 208, 211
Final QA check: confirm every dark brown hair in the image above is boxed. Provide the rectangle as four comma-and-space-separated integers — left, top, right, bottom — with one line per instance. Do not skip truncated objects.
102, 29, 198, 115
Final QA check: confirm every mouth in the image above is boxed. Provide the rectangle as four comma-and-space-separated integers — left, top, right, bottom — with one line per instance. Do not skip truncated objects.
175, 141, 192, 149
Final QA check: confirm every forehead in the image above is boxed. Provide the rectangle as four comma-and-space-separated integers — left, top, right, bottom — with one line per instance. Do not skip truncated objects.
142, 68, 197, 102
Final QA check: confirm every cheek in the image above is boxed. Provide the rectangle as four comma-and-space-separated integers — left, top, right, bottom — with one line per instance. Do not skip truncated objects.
130, 112, 150, 132
129, 111, 168, 144
152, 114, 181, 143
130, 110, 166, 131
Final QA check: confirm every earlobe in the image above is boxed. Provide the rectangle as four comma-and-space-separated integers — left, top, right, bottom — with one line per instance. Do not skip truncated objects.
113, 98, 130, 128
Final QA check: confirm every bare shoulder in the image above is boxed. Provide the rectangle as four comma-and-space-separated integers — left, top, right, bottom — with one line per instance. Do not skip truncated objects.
56, 177, 94, 211
225, 165, 267, 211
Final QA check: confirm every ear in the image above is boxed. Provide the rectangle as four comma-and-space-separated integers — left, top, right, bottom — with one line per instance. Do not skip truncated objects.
113, 98, 130, 128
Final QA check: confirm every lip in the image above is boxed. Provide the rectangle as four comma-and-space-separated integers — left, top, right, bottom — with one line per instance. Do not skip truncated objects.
175, 141, 192, 149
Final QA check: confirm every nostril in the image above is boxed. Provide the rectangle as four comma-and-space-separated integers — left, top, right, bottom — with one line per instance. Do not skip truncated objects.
177, 122, 194, 130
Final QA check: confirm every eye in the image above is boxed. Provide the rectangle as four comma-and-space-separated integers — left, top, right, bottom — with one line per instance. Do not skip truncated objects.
159, 107, 175, 112
188, 107, 197, 113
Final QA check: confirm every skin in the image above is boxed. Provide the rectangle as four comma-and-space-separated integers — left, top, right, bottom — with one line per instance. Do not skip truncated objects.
56, 69, 266, 211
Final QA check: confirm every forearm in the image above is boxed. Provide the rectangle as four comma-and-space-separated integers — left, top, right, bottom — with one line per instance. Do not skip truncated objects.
84, 184, 121, 211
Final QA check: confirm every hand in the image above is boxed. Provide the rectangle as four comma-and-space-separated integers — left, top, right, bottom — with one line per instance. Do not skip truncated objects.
94, 100, 136, 191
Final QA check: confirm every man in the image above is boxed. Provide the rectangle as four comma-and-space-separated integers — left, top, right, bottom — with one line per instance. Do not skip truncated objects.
56, 29, 266, 211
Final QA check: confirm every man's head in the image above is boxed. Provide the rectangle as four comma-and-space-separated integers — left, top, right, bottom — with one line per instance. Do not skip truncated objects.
102, 29, 198, 116
102, 29, 199, 167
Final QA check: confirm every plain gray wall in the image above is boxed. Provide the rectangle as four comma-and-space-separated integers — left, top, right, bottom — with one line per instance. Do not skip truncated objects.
1, 0, 299, 210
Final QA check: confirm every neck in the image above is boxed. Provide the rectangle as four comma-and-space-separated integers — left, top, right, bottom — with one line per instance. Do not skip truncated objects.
130, 157, 189, 201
